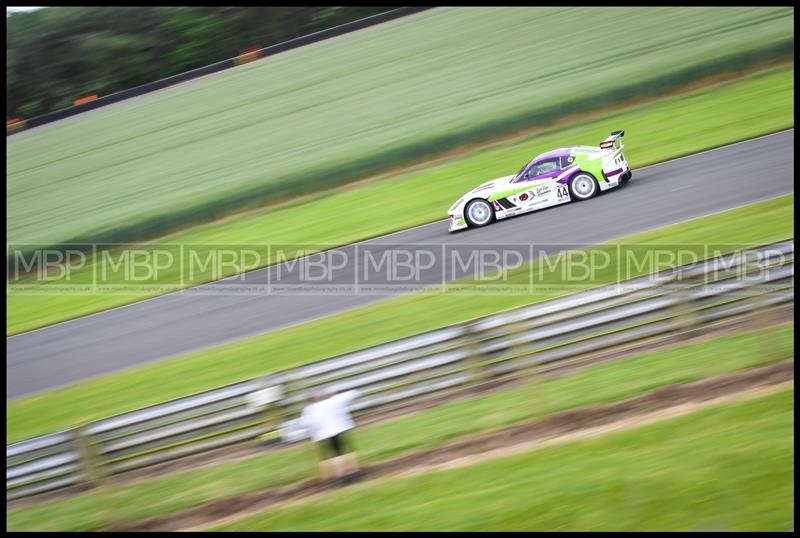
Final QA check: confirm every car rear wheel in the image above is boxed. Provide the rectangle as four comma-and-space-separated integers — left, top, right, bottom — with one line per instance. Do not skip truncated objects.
569, 172, 599, 201
464, 199, 494, 227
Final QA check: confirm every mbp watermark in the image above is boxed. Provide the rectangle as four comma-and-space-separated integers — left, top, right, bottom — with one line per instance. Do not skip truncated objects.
532, 246, 614, 283
10, 246, 91, 282
6, 242, 791, 297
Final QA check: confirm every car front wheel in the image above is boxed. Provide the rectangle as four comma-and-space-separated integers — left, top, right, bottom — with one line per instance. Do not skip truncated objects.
569, 172, 599, 201
464, 199, 494, 227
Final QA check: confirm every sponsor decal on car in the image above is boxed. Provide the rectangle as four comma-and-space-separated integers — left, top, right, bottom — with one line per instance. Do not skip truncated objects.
534, 185, 551, 197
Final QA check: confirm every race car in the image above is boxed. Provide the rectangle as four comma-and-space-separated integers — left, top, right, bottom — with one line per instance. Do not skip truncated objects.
448, 130, 631, 231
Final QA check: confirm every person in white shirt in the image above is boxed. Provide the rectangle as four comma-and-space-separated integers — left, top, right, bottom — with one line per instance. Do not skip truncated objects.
300, 387, 361, 484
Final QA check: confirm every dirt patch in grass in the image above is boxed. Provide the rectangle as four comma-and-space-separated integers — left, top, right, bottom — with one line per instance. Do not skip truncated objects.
107, 357, 794, 532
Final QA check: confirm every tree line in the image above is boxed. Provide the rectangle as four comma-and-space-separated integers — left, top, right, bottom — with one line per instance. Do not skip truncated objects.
6, 6, 392, 119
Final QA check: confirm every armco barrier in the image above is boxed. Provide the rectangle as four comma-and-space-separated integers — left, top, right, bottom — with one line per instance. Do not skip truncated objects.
6, 240, 794, 501
6, 120, 26, 136
8, 7, 432, 135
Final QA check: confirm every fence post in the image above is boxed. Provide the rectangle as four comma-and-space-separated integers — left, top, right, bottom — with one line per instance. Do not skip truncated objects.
71, 426, 106, 488
247, 380, 285, 446
71, 426, 119, 526
746, 248, 789, 361
463, 323, 489, 390
752, 289, 786, 361
256, 402, 282, 446
277, 374, 298, 434
670, 276, 698, 340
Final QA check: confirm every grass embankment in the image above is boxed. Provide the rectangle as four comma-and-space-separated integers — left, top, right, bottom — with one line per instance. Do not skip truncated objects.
6, 193, 794, 442
7, 65, 795, 335
6, 325, 794, 531
217, 389, 794, 531
7, 8, 793, 250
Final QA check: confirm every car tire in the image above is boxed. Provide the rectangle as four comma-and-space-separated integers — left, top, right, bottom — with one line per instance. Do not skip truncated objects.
620, 170, 632, 186
464, 199, 495, 228
568, 172, 599, 201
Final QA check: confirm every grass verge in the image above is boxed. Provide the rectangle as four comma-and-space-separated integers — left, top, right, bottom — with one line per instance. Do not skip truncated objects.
6, 65, 795, 335
6, 324, 794, 531
6, 193, 794, 442
215, 389, 794, 531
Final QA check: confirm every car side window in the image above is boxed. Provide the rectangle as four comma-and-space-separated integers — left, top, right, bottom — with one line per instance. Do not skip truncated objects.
526, 157, 561, 178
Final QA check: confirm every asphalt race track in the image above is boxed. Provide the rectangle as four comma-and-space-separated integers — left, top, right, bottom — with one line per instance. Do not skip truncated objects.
7, 130, 794, 399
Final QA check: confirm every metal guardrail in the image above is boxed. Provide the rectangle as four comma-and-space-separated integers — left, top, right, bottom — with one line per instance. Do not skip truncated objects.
6, 240, 794, 501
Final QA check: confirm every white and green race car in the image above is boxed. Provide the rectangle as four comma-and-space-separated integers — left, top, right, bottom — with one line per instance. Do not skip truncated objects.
448, 130, 631, 231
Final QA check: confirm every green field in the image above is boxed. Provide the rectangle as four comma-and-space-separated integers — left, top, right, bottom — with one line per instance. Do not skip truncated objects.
7, 8, 793, 252
6, 325, 793, 531
217, 389, 794, 531
7, 194, 794, 442
7, 66, 795, 336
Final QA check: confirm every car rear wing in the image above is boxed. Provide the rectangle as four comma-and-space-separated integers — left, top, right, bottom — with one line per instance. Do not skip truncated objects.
599, 130, 624, 150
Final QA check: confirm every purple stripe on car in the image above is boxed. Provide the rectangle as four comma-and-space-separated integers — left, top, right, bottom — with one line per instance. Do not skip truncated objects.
555, 165, 579, 184
606, 168, 623, 177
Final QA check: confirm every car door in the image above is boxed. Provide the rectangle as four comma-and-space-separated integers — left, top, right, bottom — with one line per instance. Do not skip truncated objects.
512, 157, 565, 208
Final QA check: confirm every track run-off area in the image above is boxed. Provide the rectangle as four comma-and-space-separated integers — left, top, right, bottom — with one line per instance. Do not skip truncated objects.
6, 129, 795, 399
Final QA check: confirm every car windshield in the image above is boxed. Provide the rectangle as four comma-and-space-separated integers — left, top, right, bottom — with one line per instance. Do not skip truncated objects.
513, 160, 535, 182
